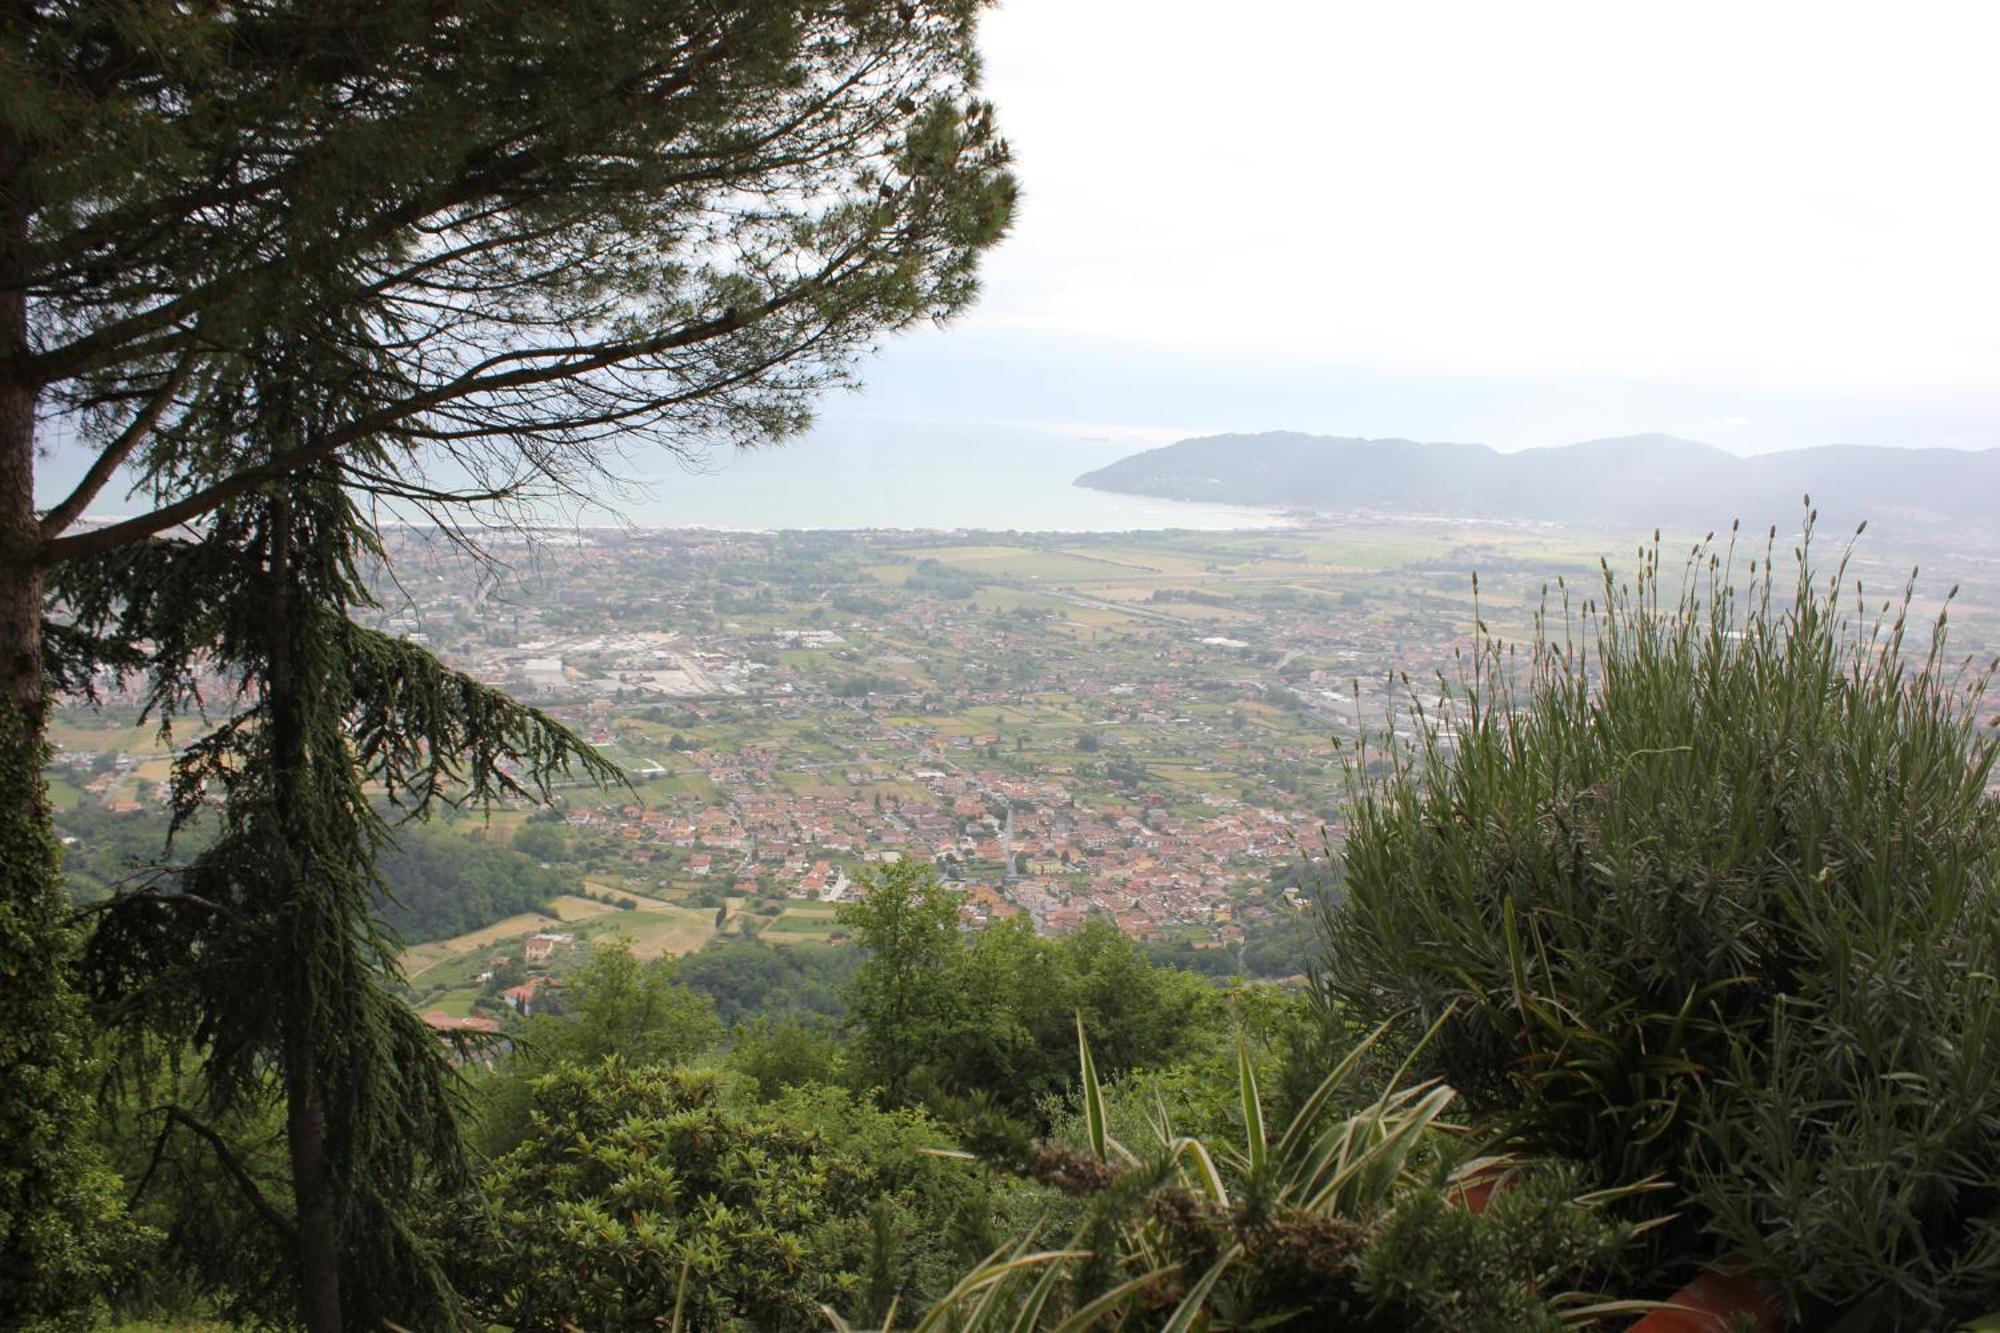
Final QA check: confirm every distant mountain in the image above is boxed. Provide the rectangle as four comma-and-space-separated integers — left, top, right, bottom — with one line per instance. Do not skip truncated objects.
1073, 432, 2000, 537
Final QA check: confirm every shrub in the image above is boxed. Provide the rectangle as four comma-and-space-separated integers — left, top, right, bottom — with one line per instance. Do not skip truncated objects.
460, 1061, 993, 1331
1317, 519, 2000, 1324
846, 1020, 1643, 1331
462, 1062, 877, 1330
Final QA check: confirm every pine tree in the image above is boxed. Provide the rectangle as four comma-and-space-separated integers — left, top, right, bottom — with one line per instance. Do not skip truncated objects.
54, 311, 619, 1325
60, 461, 618, 1328
5, 5, 1014, 1316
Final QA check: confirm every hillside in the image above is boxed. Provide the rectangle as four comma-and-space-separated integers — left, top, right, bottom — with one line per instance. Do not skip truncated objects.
1074, 431, 2000, 537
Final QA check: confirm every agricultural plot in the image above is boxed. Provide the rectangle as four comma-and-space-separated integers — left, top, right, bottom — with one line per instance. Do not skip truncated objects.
47, 720, 179, 757
964, 586, 1073, 614
573, 904, 716, 960
761, 904, 842, 945
546, 894, 620, 920
776, 773, 852, 799
626, 770, 721, 803
1063, 545, 1224, 577
401, 911, 568, 980
922, 547, 1155, 583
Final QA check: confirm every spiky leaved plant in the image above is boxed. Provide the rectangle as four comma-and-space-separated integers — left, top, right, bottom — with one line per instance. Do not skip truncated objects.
832, 1016, 1651, 1331
1319, 512, 2000, 1324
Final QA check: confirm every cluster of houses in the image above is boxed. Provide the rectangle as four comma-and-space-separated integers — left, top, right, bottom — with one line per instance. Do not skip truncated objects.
422, 931, 575, 1038
563, 749, 1320, 939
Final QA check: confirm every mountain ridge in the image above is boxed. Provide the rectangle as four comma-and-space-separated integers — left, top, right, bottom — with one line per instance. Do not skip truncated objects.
1073, 431, 2000, 536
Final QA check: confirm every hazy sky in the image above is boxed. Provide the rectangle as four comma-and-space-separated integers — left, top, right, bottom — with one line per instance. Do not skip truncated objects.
833, 1, 2000, 454
35, 2, 2000, 519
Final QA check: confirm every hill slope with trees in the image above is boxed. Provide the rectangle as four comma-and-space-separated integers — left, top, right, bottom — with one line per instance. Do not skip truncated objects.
1076, 430, 2000, 538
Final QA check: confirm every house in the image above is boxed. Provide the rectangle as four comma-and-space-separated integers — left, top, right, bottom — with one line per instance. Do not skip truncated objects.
502, 976, 554, 1014
523, 932, 574, 965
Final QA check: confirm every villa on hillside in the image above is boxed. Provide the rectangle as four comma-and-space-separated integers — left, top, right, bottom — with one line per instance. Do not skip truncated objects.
523, 933, 574, 965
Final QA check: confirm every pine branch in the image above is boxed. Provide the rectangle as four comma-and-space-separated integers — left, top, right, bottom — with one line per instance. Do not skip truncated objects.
38, 301, 762, 566
153, 1105, 299, 1247
340, 617, 626, 809
38, 352, 195, 539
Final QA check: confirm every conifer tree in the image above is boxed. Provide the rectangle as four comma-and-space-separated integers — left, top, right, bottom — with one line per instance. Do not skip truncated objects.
3, 4, 1014, 1313
49, 305, 623, 1326
60, 458, 617, 1328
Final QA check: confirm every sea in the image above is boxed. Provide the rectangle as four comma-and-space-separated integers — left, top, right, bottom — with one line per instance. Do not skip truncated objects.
35, 416, 1285, 535
596, 417, 1284, 533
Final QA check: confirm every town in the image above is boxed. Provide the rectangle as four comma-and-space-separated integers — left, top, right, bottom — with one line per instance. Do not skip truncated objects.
48, 515, 2000, 1028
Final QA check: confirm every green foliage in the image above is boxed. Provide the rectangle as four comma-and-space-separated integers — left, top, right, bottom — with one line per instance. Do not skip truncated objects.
905, 560, 981, 600
58, 474, 619, 1329
942, 917, 1217, 1118
96, 1070, 291, 1328
462, 1061, 986, 1331
863, 1021, 1641, 1331
0, 704, 139, 1331
53, 749, 578, 951
1355, 1167, 1655, 1333
376, 821, 576, 943
560, 942, 725, 1069
15, 4, 1020, 1325
1318, 521, 2000, 1323
508, 819, 571, 863
51, 804, 187, 907
729, 1017, 847, 1099
1045, 986, 1320, 1157
839, 864, 1216, 1119
837, 861, 966, 1102
765, 1082, 1025, 1305
473, 940, 722, 1157
20, 1, 1019, 545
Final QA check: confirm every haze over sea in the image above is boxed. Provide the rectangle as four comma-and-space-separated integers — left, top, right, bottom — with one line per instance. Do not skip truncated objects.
606, 417, 1286, 533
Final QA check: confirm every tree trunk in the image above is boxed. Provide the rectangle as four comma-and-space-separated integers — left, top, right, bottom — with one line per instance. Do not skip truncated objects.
0, 128, 44, 778
262, 504, 346, 1333
285, 1039, 344, 1333
0, 129, 114, 1326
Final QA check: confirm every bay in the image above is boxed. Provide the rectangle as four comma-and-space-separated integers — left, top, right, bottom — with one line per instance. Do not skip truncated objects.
602, 418, 1285, 533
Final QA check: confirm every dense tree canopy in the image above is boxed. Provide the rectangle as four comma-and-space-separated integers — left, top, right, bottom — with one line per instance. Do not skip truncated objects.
678, 937, 859, 1028
375, 822, 578, 944
473, 941, 725, 1158
461, 1061, 989, 1332
18, 0, 1016, 570
837, 863, 1215, 1119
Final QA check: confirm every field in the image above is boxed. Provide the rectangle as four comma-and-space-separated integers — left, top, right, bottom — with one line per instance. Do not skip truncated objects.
577, 902, 719, 960
400, 911, 575, 981
762, 903, 842, 945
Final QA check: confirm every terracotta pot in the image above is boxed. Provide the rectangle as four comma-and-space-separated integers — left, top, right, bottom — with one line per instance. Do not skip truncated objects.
1446, 1158, 1516, 1214
1627, 1256, 1786, 1332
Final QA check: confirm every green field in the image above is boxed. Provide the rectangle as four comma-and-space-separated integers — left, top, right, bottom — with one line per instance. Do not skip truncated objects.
574, 905, 717, 959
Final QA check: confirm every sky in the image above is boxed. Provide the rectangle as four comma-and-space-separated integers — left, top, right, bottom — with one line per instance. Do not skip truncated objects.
33, 3, 2000, 521
827, 0, 2000, 455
